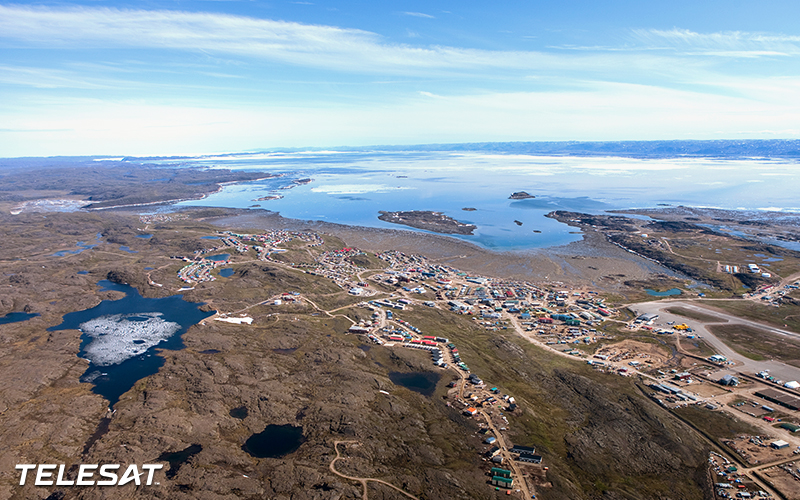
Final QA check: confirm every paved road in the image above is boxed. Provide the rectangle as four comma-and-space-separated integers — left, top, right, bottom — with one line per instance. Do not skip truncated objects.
630, 300, 800, 383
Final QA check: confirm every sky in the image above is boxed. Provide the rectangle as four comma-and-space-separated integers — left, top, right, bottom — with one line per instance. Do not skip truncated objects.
2, 1, 800, 156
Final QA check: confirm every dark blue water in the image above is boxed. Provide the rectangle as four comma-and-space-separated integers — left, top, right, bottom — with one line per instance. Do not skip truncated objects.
389, 371, 441, 396
219, 268, 234, 277
242, 424, 304, 458
77, 270, 89, 275
135, 234, 153, 239
206, 254, 230, 261
0, 312, 40, 325
200, 236, 220, 240
645, 288, 682, 297
119, 246, 138, 254
48, 280, 214, 407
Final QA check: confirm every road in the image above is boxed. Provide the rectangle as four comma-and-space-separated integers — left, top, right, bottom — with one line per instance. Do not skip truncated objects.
630, 300, 800, 383
329, 440, 419, 500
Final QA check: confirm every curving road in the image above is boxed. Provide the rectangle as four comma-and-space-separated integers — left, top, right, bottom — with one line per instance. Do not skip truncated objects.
329, 440, 419, 500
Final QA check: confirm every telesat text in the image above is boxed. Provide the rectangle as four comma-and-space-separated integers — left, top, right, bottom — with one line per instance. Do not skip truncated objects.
15, 464, 163, 486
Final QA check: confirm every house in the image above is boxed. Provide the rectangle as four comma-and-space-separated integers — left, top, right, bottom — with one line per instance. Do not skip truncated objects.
490, 476, 513, 488
509, 444, 536, 456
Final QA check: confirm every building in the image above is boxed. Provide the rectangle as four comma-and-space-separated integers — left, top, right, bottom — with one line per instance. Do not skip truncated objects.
490, 468, 512, 478
510, 444, 536, 456
719, 374, 739, 386
637, 313, 659, 322
755, 388, 800, 411
490, 476, 513, 488
771, 440, 790, 449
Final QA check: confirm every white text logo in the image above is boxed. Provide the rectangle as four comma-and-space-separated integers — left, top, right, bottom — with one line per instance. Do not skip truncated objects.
15, 464, 163, 486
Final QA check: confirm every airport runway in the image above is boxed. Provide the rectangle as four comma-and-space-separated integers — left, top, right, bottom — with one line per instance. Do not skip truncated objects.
629, 300, 800, 384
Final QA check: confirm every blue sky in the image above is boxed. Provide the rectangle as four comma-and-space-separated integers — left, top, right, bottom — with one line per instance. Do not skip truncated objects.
1, 1, 800, 156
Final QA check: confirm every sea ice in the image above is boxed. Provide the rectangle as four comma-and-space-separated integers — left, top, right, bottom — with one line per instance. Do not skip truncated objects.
80, 312, 181, 366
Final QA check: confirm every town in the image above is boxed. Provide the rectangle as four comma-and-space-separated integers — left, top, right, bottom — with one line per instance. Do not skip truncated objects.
168, 229, 800, 499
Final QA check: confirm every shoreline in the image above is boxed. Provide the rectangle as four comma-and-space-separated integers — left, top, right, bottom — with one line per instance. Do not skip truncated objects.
196, 208, 677, 285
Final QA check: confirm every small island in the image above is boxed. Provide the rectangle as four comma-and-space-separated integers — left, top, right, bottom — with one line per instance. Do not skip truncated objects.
252, 194, 283, 202
509, 191, 535, 199
378, 210, 477, 235
514, 220, 523, 226
462, 207, 477, 211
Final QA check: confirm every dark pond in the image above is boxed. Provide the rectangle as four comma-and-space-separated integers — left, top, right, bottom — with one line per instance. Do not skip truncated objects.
144, 267, 154, 270
78, 270, 89, 275
119, 246, 138, 254
0, 312, 40, 325
200, 236, 220, 240
229, 406, 248, 420
358, 344, 371, 352
242, 424, 304, 458
200, 349, 221, 354
135, 234, 153, 239
388, 371, 441, 396
219, 268, 234, 278
272, 347, 298, 355
157, 444, 202, 479
48, 280, 214, 407
206, 253, 230, 262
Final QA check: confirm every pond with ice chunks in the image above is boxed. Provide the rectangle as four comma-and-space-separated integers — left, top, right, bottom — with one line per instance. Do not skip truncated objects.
48, 280, 214, 406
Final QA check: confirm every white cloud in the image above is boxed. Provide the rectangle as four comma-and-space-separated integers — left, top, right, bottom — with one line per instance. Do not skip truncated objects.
630, 28, 800, 57
0, 5, 673, 77
399, 12, 435, 19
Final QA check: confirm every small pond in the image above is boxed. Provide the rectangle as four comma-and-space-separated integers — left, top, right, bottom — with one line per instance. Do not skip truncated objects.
157, 444, 202, 479
229, 406, 248, 420
645, 288, 682, 297
206, 254, 230, 262
388, 371, 441, 397
242, 424, 304, 458
219, 268, 234, 278
0, 312, 40, 325
135, 234, 153, 239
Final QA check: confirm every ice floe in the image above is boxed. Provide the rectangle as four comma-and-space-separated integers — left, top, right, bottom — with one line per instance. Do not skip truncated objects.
80, 312, 181, 366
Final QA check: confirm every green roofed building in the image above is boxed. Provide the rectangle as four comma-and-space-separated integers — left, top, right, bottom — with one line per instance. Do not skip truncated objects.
491, 476, 513, 488
491, 467, 511, 478
779, 422, 800, 432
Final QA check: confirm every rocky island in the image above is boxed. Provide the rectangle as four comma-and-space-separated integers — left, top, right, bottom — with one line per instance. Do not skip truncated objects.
378, 210, 477, 235
509, 191, 535, 199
